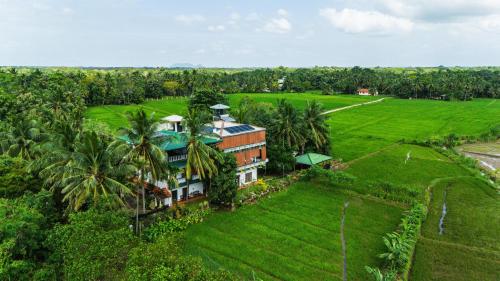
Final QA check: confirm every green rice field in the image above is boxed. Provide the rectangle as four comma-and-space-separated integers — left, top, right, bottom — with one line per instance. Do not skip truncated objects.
184, 182, 403, 281
410, 177, 499, 281
85, 93, 500, 280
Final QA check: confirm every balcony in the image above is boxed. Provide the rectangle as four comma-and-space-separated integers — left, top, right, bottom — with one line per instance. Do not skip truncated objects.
168, 154, 187, 162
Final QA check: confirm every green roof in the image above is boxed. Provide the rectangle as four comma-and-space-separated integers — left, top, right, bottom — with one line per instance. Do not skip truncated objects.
119, 130, 221, 152
295, 153, 332, 166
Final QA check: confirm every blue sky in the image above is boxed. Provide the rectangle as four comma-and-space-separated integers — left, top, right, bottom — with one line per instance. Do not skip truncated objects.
1, 0, 500, 67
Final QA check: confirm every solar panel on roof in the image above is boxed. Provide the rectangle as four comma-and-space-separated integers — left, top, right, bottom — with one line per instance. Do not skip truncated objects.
225, 124, 255, 134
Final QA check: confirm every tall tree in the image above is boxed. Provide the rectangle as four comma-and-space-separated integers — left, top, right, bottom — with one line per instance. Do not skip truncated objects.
303, 100, 329, 153
183, 109, 222, 190
272, 99, 304, 149
0, 119, 44, 160
60, 131, 134, 210
118, 109, 169, 232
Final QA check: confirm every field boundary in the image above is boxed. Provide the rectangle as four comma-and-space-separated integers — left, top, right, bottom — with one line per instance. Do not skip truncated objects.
321, 97, 386, 115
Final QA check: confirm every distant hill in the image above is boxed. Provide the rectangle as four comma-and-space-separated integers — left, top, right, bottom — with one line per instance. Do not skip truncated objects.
169, 63, 204, 69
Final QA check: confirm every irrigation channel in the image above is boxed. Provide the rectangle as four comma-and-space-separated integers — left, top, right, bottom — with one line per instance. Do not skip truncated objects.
340, 201, 349, 281
438, 189, 448, 235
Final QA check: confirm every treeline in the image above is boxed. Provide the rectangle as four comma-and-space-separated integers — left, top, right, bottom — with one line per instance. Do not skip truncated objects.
1, 67, 498, 107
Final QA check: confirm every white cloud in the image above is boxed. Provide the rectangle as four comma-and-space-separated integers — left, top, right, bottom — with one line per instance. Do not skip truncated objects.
320, 8, 414, 34
208, 25, 225, 32
277, 9, 288, 17
245, 12, 261, 21
379, 0, 500, 21
478, 15, 500, 32
263, 18, 292, 34
194, 48, 206, 54
62, 7, 74, 16
174, 14, 205, 24
230, 12, 241, 21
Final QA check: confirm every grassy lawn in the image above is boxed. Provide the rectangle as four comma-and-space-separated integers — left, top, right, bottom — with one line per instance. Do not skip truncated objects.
84, 93, 378, 131
184, 182, 403, 281
328, 98, 500, 161
410, 177, 500, 281
227, 92, 380, 111
85, 97, 189, 130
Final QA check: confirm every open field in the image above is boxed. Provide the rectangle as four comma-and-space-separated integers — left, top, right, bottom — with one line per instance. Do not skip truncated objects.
410, 177, 500, 281
85, 93, 378, 131
184, 182, 403, 281
328, 98, 500, 161
226, 92, 379, 111
345, 144, 470, 200
85, 97, 189, 130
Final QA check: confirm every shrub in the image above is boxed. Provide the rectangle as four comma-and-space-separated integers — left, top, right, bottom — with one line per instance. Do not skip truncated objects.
126, 236, 236, 281
46, 209, 137, 281
300, 165, 356, 186
144, 208, 211, 241
366, 181, 422, 204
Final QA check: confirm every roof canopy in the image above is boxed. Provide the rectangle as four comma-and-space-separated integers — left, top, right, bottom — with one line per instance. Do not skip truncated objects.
210, 104, 230, 110
162, 115, 183, 122
295, 153, 332, 166
119, 130, 220, 152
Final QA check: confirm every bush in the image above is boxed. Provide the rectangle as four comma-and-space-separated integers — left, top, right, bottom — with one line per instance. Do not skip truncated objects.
126, 236, 236, 281
0, 191, 55, 281
300, 165, 356, 186
46, 209, 137, 281
208, 153, 238, 206
0, 155, 40, 198
144, 207, 212, 241
365, 181, 422, 204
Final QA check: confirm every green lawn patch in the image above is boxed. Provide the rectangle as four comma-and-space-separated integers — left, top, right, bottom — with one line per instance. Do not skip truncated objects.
184, 182, 403, 281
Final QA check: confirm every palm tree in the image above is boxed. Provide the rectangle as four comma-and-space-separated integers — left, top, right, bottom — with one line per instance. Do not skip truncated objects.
0, 119, 44, 160
183, 109, 222, 191
273, 99, 304, 149
118, 109, 169, 232
303, 100, 329, 152
61, 131, 134, 210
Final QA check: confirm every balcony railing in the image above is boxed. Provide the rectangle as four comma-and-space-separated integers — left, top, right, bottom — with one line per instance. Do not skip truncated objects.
168, 154, 187, 162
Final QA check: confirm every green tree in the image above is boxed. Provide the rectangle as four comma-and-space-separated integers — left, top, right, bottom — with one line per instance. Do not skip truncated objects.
60, 131, 134, 211
183, 109, 222, 192
303, 100, 329, 153
0, 119, 44, 160
188, 89, 227, 111
118, 109, 170, 232
46, 209, 137, 281
207, 153, 238, 206
272, 99, 304, 149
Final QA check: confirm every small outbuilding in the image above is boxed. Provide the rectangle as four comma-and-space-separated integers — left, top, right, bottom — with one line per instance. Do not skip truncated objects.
295, 153, 332, 168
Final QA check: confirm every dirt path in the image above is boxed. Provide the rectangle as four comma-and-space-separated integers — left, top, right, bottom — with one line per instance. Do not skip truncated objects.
321, 98, 386, 115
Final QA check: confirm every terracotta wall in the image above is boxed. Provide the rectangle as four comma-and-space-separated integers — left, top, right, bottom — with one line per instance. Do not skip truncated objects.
217, 131, 266, 150
233, 146, 266, 166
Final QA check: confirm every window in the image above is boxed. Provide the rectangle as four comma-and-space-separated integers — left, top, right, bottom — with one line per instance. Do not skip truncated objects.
245, 172, 253, 183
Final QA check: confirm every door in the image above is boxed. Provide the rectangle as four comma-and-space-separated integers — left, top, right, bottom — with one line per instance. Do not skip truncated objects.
172, 190, 178, 202
182, 187, 188, 200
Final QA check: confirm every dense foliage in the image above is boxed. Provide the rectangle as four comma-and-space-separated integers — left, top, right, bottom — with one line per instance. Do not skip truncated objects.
1, 67, 498, 110
207, 153, 238, 206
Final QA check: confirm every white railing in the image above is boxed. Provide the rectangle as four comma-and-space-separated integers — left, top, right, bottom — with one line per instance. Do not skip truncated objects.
168, 154, 187, 162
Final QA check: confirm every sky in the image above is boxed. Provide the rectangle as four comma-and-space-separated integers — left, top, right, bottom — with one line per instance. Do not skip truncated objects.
1, 0, 500, 67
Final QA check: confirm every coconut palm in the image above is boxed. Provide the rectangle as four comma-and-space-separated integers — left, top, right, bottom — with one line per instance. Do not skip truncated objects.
183, 108, 221, 184
0, 119, 44, 160
273, 99, 304, 149
60, 131, 134, 210
303, 100, 329, 152
118, 109, 170, 232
